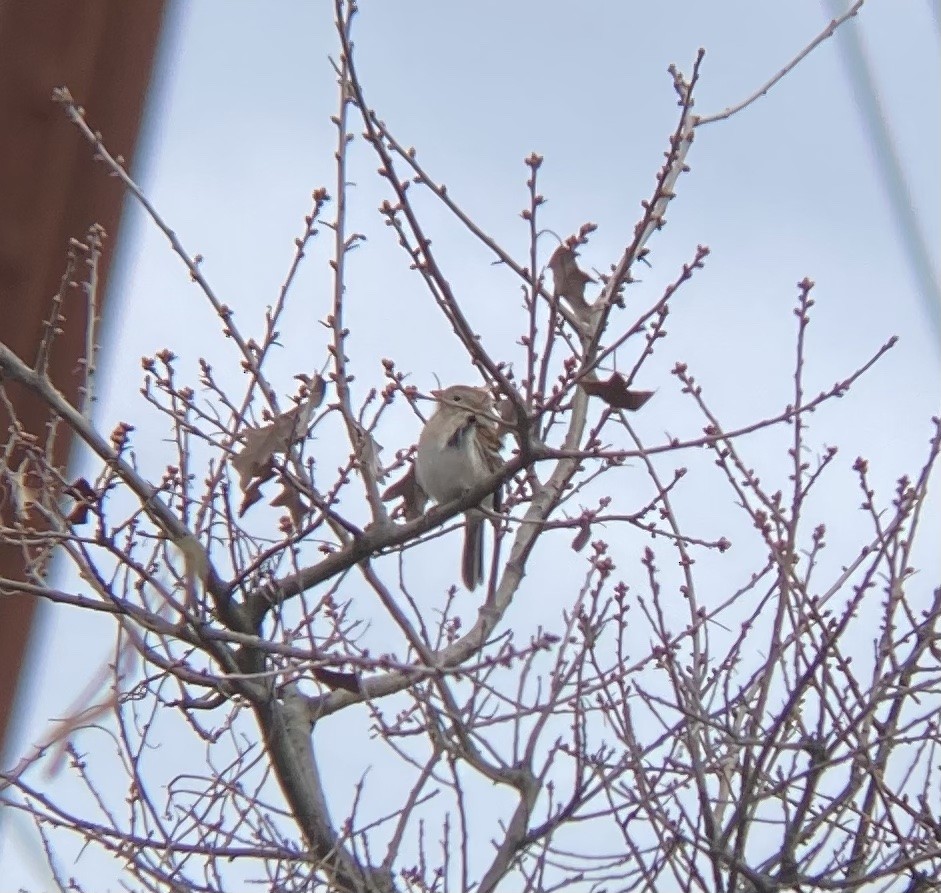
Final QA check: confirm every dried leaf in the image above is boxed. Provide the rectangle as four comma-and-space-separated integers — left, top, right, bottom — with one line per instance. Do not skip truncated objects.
571, 522, 592, 552
495, 397, 517, 434
232, 379, 325, 491
270, 478, 309, 528
65, 477, 98, 526
381, 464, 428, 521
66, 477, 96, 501
295, 373, 328, 405
312, 667, 361, 693
548, 244, 596, 312
582, 372, 654, 411
351, 422, 386, 483
67, 503, 91, 526
238, 476, 269, 517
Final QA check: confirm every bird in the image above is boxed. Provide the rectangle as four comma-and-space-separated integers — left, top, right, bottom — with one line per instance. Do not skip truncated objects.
415, 384, 504, 590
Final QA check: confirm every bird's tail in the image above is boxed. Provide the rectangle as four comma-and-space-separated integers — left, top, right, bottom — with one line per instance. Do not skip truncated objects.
462, 513, 485, 590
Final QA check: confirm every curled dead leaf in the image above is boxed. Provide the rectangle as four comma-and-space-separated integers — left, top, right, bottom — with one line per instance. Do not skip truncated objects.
351, 422, 386, 483
232, 376, 326, 492
582, 373, 654, 411
495, 397, 517, 434
381, 464, 428, 521
312, 667, 361, 693
270, 477, 310, 528
65, 477, 98, 526
66, 477, 96, 501
67, 503, 91, 526
571, 522, 592, 553
548, 243, 596, 313
238, 474, 270, 517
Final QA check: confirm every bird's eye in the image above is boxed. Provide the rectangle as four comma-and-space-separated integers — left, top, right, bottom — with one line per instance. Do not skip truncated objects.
452, 395, 462, 402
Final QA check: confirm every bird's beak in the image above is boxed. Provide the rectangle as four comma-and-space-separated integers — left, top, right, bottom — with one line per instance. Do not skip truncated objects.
429, 389, 442, 399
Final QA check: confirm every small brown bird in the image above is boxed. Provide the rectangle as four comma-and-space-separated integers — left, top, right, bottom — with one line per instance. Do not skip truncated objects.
415, 385, 503, 589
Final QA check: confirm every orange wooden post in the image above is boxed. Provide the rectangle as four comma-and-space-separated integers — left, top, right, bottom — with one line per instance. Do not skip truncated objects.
0, 0, 168, 753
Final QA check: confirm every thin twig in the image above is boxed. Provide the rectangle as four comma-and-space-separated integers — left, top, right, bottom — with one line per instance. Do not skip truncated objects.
695, 1, 866, 127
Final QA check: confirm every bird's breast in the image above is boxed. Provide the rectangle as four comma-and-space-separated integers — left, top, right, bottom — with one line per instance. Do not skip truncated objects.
416, 437, 483, 503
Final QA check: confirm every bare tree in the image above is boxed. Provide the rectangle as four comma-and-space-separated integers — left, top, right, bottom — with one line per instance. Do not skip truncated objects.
2, 2, 939, 891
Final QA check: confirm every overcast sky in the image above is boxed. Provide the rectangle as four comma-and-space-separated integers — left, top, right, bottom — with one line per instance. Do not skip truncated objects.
4, 1, 939, 887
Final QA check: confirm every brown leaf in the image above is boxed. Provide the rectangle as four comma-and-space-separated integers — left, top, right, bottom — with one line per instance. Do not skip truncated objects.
232, 380, 325, 491
571, 522, 592, 552
495, 397, 517, 435
67, 503, 91, 526
582, 373, 654, 411
65, 477, 98, 526
351, 422, 386, 483
548, 243, 596, 312
381, 464, 428, 521
270, 477, 309, 528
312, 667, 361, 693
294, 373, 328, 405
66, 477, 97, 502
238, 475, 269, 517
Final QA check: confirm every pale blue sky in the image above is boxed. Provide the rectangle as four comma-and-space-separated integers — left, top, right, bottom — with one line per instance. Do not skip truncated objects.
4, 1, 939, 886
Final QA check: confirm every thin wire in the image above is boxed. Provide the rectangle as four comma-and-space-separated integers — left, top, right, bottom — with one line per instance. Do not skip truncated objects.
824, 0, 941, 349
